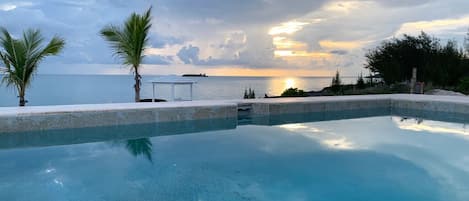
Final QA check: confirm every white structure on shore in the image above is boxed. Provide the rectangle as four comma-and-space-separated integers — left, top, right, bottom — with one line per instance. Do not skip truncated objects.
148, 76, 197, 102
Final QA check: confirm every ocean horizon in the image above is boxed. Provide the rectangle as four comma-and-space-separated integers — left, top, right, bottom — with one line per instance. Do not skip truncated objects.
0, 74, 357, 107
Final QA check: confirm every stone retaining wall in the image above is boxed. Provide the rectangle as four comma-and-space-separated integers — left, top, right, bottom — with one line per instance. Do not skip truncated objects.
0, 101, 238, 133
1, 94, 469, 133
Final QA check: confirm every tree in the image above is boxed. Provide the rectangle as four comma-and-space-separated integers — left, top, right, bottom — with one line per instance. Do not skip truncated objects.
365, 32, 467, 86
243, 88, 256, 99
332, 70, 341, 86
465, 28, 469, 55
281, 88, 307, 97
366, 72, 375, 86
101, 7, 152, 102
331, 70, 342, 93
249, 88, 255, 99
356, 73, 366, 89
0, 28, 65, 106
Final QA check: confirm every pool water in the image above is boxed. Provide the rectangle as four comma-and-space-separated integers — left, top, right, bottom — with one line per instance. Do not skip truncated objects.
1, 116, 469, 201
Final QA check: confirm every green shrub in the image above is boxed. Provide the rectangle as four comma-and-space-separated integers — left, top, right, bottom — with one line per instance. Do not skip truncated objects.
330, 71, 342, 94
365, 72, 378, 87
356, 73, 366, 89
281, 88, 307, 97
457, 77, 469, 94
365, 32, 467, 86
243, 88, 256, 99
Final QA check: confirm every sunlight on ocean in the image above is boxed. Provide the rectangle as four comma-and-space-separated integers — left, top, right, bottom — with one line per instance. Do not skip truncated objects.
0, 75, 356, 107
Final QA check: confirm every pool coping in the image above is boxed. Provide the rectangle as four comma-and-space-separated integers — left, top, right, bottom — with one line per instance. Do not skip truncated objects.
1, 94, 469, 132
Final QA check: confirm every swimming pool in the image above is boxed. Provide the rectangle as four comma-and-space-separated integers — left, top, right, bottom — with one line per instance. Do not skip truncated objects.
0, 113, 468, 201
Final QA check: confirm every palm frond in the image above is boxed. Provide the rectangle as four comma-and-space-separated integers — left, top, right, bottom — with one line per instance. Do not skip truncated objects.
125, 138, 153, 162
101, 7, 152, 70
0, 27, 65, 104
0, 28, 25, 91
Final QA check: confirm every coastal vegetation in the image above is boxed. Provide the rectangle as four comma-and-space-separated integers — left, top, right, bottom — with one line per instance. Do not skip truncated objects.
0, 28, 65, 106
277, 30, 469, 98
465, 29, 469, 55
101, 7, 152, 102
183, 73, 208, 77
356, 73, 366, 89
330, 70, 343, 94
457, 77, 469, 94
365, 32, 469, 88
281, 88, 307, 97
274, 70, 408, 98
243, 88, 256, 99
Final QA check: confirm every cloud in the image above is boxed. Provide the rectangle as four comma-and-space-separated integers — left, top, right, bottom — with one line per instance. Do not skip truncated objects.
151, 34, 185, 48
0, 2, 34, 11
176, 45, 239, 66
376, 0, 433, 7
217, 31, 246, 50
176, 29, 289, 69
396, 15, 469, 37
269, 21, 310, 35
329, 50, 348, 55
177, 45, 201, 64
0, 4, 17, 11
2, 0, 469, 76
144, 55, 173, 65
156, 0, 328, 25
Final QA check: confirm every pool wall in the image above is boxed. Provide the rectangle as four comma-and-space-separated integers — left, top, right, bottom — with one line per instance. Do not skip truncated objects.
0, 101, 238, 132
1, 94, 469, 133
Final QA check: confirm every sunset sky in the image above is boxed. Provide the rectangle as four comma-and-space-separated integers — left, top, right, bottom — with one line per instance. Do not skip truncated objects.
1, 0, 469, 76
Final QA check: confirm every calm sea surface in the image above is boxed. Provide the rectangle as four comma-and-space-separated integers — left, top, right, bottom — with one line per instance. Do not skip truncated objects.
0, 75, 356, 107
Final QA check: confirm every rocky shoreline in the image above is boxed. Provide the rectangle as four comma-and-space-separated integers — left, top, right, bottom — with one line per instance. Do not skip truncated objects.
265, 85, 466, 98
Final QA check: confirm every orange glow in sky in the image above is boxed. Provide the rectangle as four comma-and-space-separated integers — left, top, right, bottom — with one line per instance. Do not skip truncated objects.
202, 67, 333, 77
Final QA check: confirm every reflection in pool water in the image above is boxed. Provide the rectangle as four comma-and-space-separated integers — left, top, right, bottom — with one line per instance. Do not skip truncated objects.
124, 138, 153, 162
394, 117, 469, 136
0, 116, 468, 201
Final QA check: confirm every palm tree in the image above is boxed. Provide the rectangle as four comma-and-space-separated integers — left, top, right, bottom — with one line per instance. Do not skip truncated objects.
126, 138, 153, 162
0, 28, 65, 106
100, 7, 152, 102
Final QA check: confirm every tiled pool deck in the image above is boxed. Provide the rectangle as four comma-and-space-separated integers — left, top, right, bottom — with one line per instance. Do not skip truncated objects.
1, 94, 469, 133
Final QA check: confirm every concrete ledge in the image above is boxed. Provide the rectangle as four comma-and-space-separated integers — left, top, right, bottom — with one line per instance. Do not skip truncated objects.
390, 94, 469, 114
0, 101, 238, 133
1, 94, 469, 133
238, 95, 392, 116
238, 94, 469, 125
238, 94, 469, 116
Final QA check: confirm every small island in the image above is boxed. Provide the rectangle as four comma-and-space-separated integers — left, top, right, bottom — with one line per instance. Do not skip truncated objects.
182, 73, 208, 77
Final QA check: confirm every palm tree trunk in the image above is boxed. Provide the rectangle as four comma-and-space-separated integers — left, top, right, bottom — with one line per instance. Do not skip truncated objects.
19, 91, 26, 107
134, 67, 141, 102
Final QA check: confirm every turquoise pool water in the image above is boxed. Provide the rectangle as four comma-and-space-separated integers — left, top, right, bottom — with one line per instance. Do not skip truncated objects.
1, 115, 469, 201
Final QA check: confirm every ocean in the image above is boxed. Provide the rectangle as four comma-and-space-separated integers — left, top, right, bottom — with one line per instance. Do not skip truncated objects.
0, 75, 356, 107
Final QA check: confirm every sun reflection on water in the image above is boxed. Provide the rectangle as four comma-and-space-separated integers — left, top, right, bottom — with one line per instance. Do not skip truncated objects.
267, 77, 301, 96
285, 78, 296, 89
266, 77, 349, 96
393, 117, 469, 137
